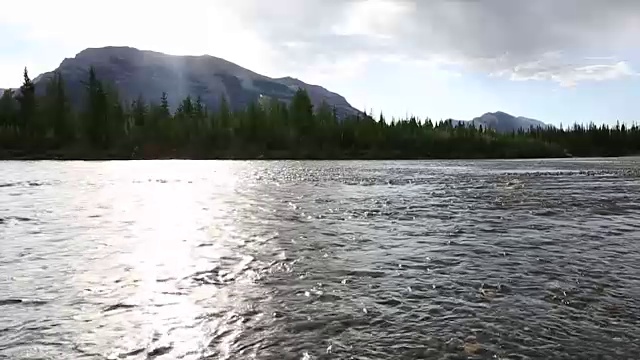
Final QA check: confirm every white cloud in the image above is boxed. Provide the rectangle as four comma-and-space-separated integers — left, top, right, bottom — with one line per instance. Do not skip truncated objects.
331, 0, 414, 39
540, 62, 636, 87
0, 0, 281, 85
1, 0, 640, 87
224, 0, 640, 85
488, 52, 638, 86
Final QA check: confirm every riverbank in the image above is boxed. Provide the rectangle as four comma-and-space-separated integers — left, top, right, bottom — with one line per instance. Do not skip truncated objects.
0, 147, 574, 161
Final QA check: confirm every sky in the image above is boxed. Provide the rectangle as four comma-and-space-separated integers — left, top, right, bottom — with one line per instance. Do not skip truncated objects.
1, 0, 640, 126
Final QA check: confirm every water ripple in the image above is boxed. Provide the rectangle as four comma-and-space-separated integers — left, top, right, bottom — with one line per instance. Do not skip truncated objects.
1, 159, 640, 359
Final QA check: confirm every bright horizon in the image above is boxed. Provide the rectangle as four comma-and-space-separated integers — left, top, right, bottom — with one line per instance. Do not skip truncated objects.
2, 0, 640, 126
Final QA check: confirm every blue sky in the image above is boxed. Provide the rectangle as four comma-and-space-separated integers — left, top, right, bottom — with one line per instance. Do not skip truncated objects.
1, 0, 639, 126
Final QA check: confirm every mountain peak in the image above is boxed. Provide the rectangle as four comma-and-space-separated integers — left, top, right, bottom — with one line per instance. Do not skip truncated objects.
452, 111, 548, 132
488, 111, 512, 117
32, 46, 360, 117
76, 46, 139, 55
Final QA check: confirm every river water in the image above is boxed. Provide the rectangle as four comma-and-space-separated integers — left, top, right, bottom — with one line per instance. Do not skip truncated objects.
1, 159, 640, 359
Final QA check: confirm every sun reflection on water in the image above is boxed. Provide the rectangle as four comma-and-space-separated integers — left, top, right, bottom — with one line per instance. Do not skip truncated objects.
81, 161, 249, 358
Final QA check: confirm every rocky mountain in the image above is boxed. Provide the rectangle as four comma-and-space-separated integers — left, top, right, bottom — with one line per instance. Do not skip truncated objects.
451, 111, 549, 132
29, 46, 360, 117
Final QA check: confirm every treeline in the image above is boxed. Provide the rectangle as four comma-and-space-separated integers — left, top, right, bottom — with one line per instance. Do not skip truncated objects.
0, 67, 639, 159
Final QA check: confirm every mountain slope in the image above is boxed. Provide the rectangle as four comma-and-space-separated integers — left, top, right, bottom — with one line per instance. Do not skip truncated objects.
31, 46, 360, 117
452, 111, 549, 132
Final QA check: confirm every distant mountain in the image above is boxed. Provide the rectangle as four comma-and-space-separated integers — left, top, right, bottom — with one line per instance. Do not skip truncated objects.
27, 46, 361, 117
451, 111, 549, 132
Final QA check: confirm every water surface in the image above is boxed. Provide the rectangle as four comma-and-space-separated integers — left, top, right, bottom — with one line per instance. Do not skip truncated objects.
1, 159, 640, 359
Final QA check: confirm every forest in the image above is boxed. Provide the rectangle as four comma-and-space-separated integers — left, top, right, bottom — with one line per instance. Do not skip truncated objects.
1, 67, 639, 160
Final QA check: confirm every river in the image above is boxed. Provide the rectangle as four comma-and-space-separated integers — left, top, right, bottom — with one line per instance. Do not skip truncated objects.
1, 159, 639, 359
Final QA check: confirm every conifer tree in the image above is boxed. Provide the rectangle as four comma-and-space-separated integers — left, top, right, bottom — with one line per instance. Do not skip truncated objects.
132, 94, 147, 127
84, 66, 109, 147
160, 92, 170, 117
15, 67, 37, 139
43, 72, 73, 143
0, 90, 17, 131
290, 88, 313, 123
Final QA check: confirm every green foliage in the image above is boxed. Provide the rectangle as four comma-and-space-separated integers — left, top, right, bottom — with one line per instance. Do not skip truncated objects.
16, 67, 37, 139
42, 71, 73, 144
83, 66, 108, 147
0, 90, 17, 129
2, 66, 640, 159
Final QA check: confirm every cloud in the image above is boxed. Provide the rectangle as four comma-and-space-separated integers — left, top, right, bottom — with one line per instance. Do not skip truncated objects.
1, 0, 639, 86
218, 0, 640, 85
0, 0, 280, 84
497, 55, 638, 87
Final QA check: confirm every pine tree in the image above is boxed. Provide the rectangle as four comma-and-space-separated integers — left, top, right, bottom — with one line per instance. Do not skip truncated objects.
218, 96, 230, 128
316, 101, 333, 126
106, 83, 125, 145
132, 94, 147, 127
84, 66, 108, 147
194, 96, 204, 119
177, 95, 194, 117
160, 92, 170, 117
44, 72, 73, 143
290, 88, 314, 136
15, 67, 37, 139
290, 89, 313, 120
0, 90, 17, 131
147, 92, 170, 142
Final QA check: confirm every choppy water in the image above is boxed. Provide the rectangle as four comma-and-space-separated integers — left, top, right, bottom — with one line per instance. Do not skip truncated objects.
1, 159, 640, 360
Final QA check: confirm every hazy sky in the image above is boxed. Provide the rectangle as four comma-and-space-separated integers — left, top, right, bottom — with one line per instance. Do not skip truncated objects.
2, 0, 640, 125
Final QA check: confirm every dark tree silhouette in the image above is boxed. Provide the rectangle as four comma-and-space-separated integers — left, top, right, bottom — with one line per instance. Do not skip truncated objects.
1, 65, 640, 159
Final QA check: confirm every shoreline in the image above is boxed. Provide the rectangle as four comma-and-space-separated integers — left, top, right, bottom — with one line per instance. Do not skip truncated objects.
5, 147, 636, 162
0, 148, 591, 161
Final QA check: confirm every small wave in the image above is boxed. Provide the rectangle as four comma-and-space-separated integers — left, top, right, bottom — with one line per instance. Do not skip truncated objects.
0, 298, 48, 307
103, 303, 137, 312
147, 345, 173, 358
120, 348, 146, 357
0, 216, 34, 224
186, 267, 220, 280
0, 180, 54, 188
336, 269, 387, 278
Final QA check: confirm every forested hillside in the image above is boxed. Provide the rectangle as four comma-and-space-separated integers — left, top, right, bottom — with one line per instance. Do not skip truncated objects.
1, 68, 639, 160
